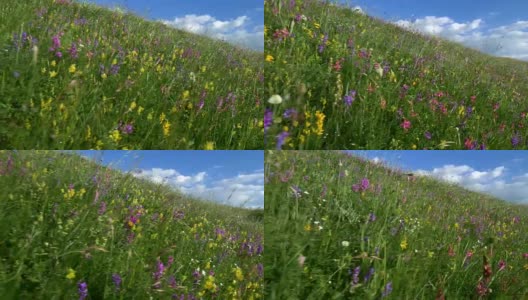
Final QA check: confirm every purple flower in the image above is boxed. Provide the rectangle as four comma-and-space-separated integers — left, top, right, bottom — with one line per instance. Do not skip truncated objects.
110, 64, 120, 75
55, 51, 63, 58
361, 178, 369, 190
198, 90, 206, 110
78, 281, 88, 300
51, 35, 61, 51
264, 109, 273, 133
69, 42, 78, 59
283, 108, 298, 119
276, 131, 289, 149
382, 282, 393, 297
318, 34, 328, 53
511, 133, 521, 147
351, 266, 360, 285
364, 267, 374, 283
168, 275, 177, 288
112, 273, 122, 290
120, 123, 134, 134
257, 263, 263, 277
98, 201, 106, 215
368, 212, 376, 222
343, 90, 356, 107
424, 131, 432, 140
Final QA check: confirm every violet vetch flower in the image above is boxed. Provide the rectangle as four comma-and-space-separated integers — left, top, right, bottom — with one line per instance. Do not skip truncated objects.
364, 267, 374, 283
369, 212, 376, 222
283, 108, 298, 119
511, 133, 521, 147
343, 90, 356, 107
424, 131, 432, 140
112, 273, 122, 291
78, 281, 88, 300
264, 109, 273, 133
382, 282, 393, 297
69, 42, 78, 59
351, 266, 360, 285
276, 131, 289, 149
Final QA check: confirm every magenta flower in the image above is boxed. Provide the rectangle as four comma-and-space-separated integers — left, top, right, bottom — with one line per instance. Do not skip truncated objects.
498, 260, 506, 271
401, 119, 411, 131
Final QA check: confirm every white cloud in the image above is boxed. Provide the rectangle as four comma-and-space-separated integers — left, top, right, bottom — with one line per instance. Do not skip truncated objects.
133, 168, 263, 208
371, 157, 381, 164
394, 16, 528, 61
161, 14, 263, 51
416, 164, 528, 203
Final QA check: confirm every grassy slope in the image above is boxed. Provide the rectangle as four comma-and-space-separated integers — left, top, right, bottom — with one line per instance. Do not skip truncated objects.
0, 0, 263, 149
0, 151, 263, 299
264, 0, 528, 150
265, 150, 528, 299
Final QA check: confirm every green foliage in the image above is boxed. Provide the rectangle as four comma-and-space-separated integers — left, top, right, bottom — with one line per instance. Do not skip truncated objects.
0, 151, 263, 299
264, 150, 528, 298
0, 0, 263, 149
264, 0, 528, 149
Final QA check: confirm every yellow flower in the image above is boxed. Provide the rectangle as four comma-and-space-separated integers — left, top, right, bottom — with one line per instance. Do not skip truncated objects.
400, 238, 408, 250
182, 90, 190, 100
265, 55, 274, 62
201, 66, 207, 73
163, 121, 171, 137
49, 71, 58, 78
51, 60, 56, 67
109, 129, 121, 143
204, 141, 214, 150
138, 106, 144, 114
314, 22, 320, 29
204, 275, 216, 291
234, 267, 244, 281
66, 268, 76, 279
101, 73, 107, 79
129, 101, 137, 111
68, 64, 76, 74
315, 111, 325, 136
304, 224, 312, 231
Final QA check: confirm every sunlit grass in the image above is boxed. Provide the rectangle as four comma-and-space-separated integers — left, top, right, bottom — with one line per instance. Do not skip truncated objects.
1, 0, 263, 149
265, 150, 528, 298
264, 0, 528, 149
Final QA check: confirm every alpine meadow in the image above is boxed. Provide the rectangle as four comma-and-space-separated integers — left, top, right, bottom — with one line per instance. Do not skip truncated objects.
0, 0, 264, 149
264, 0, 528, 150
264, 150, 528, 299
0, 151, 264, 299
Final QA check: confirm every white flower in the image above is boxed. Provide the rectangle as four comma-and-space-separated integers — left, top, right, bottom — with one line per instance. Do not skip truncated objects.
342, 241, 350, 247
268, 94, 283, 104
189, 72, 196, 83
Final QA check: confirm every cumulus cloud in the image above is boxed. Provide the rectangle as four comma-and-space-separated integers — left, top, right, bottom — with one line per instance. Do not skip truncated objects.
416, 164, 528, 203
394, 16, 528, 61
161, 14, 263, 51
133, 168, 263, 208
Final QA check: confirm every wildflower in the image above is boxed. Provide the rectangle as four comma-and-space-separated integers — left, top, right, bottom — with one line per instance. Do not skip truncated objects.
401, 119, 411, 131
364, 267, 374, 283
112, 273, 122, 291
351, 266, 360, 285
204, 275, 216, 290
234, 267, 244, 281
400, 238, 408, 250
315, 111, 325, 135
268, 94, 282, 104
374, 63, 383, 77
78, 281, 88, 300
109, 130, 121, 143
69, 64, 76, 74
204, 141, 214, 150
56, 51, 63, 58
342, 241, 350, 247
162, 121, 171, 137
511, 133, 521, 147
182, 90, 190, 100
368, 212, 376, 222
69, 43, 78, 59
120, 123, 134, 135
264, 109, 273, 133
382, 282, 393, 297
361, 178, 369, 190
98, 201, 106, 215
343, 90, 356, 107
276, 131, 289, 149
49, 71, 58, 78
424, 131, 432, 140
318, 34, 328, 53
498, 260, 506, 271
66, 268, 76, 279
298, 255, 306, 267
265, 54, 274, 62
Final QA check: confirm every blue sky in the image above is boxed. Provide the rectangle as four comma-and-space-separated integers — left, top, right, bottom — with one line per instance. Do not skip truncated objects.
344, 0, 528, 60
77, 151, 264, 208
349, 151, 528, 204
87, 0, 263, 50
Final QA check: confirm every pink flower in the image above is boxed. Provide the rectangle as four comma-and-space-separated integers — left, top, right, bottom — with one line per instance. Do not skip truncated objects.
466, 251, 473, 258
498, 260, 506, 271
400, 119, 411, 131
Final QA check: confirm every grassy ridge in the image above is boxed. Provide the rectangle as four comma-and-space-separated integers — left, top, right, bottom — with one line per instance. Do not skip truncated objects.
265, 150, 528, 298
0, 151, 263, 299
1, 0, 263, 149
264, 0, 528, 149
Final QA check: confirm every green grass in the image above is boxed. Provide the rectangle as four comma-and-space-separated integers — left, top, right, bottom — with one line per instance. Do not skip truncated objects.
0, 0, 264, 149
0, 151, 263, 299
265, 150, 528, 299
264, 0, 528, 149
